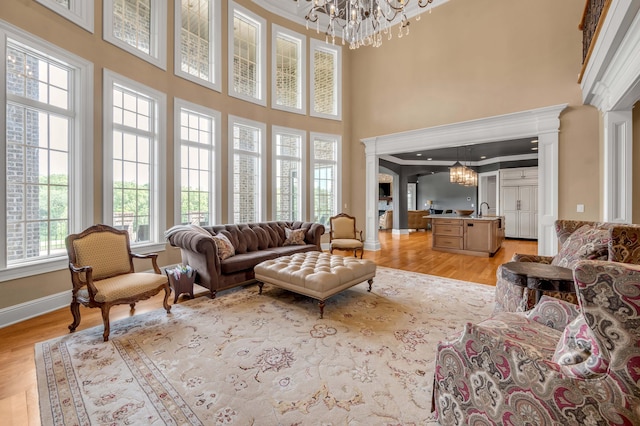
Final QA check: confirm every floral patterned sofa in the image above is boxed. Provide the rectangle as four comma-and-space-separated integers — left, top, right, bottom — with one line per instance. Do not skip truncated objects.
494, 220, 640, 313
433, 259, 640, 425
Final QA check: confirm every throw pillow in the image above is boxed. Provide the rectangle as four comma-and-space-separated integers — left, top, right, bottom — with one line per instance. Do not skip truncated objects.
551, 224, 610, 269
213, 233, 235, 260
283, 228, 306, 246
552, 315, 592, 365
552, 314, 609, 378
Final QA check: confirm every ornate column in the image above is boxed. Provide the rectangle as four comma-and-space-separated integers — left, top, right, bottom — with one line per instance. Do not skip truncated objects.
363, 139, 381, 251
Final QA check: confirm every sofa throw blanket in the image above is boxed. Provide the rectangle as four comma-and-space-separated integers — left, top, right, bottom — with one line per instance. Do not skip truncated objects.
164, 224, 213, 240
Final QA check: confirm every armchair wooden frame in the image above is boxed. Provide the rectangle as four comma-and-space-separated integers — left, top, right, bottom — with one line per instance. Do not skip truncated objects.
66, 224, 171, 341
329, 213, 364, 259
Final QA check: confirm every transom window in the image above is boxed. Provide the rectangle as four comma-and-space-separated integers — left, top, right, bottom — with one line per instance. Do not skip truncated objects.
228, 2, 266, 105
175, 0, 221, 91
272, 25, 305, 114
35, 0, 94, 32
273, 127, 305, 221
310, 39, 341, 120
229, 116, 266, 223
175, 99, 220, 226
311, 133, 341, 227
103, 0, 167, 69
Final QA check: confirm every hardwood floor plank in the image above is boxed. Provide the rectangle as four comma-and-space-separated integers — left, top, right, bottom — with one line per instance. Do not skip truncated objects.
0, 232, 536, 424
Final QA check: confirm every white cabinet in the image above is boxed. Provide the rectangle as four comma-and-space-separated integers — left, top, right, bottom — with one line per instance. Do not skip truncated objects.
500, 167, 538, 239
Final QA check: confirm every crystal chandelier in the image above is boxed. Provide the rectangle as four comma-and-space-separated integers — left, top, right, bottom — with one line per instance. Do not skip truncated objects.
294, 0, 435, 49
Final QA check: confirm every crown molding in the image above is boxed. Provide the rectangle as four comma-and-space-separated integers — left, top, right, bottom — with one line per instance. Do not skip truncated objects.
581, 0, 640, 111
362, 104, 567, 156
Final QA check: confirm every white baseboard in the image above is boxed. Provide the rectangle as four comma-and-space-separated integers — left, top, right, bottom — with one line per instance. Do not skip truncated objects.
0, 291, 70, 329
392, 229, 410, 235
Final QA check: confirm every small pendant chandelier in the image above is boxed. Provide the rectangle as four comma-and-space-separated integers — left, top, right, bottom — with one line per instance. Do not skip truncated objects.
449, 147, 477, 187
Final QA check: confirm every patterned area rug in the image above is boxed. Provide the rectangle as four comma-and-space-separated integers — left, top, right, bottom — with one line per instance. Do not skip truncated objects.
36, 267, 495, 425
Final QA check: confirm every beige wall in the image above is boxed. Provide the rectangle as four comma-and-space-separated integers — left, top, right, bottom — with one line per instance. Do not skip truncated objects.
347, 0, 602, 228
0, 0, 349, 309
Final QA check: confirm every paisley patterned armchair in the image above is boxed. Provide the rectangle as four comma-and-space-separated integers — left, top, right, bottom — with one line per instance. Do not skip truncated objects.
494, 220, 640, 313
433, 260, 640, 425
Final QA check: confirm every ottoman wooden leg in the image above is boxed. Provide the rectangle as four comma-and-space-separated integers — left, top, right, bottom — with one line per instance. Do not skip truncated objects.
318, 300, 325, 319
367, 278, 373, 292
258, 282, 264, 294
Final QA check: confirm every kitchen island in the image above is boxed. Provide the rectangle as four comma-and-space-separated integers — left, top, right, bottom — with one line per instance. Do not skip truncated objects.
430, 214, 504, 257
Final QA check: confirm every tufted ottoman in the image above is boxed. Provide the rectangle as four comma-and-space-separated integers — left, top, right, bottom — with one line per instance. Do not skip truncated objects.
254, 252, 376, 318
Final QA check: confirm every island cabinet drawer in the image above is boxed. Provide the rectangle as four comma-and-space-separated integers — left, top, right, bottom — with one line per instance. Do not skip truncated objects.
434, 235, 464, 249
434, 219, 462, 226
433, 224, 463, 236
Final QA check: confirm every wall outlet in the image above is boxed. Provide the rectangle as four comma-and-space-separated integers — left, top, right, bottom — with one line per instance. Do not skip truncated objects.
577, 204, 585, 213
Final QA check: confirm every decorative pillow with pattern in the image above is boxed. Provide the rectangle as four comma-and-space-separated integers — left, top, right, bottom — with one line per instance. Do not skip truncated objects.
551, 224, 610, 269
553, 314, 609, 378
213, 233, 235, 260
283, 228, 306, 246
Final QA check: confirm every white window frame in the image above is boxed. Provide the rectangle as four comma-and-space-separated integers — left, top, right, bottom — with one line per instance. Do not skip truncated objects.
310, 38, 342, 121
310, 132, 342, 228
228, 1, 266, 106
271, 24, 306, 114
0, 19, 93, 281
272, 126, 306, 221
35, 0, 94, 33
103, 69, 166, 253
228, 115, 267, 223
174, 0, 221, 92
174, 98, 221, 226
103, 0, 167, 70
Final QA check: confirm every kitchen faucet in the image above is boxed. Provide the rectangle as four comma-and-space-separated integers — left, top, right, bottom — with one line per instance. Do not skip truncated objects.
479, 202, 490, 217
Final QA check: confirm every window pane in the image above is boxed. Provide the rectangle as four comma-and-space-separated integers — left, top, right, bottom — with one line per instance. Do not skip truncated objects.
232, 122, 261, 224
233, 14, 258, 98
180, 0, 211, 81
233, 153, 258, 223
111, 83, 154, 242
312, 137, 338, 227
314, 49, 336, 115
274, 132, 302, 221
112, 0, 151, 54
6, 37, 74, 266
179, 107, 214, 226
275, 35, 299, 109
6, 45, 70, 111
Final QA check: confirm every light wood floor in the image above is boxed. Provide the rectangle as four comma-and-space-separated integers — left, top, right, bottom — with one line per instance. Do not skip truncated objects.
0, 231, 536, 425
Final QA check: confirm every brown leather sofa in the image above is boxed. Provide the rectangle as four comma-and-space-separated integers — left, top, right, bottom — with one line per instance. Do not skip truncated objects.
166, 221, 324, 298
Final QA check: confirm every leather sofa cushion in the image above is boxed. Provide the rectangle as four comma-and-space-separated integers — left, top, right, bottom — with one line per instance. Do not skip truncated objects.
268, 245, 318, 257
220, 250, 280, 274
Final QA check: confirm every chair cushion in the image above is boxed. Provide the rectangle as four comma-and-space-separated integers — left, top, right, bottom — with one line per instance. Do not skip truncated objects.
73, 232, 131, 280
79, 272, 167, 303
551, 224, 610, 268
331, 239, 364, 249
213, 233, 235, 260
283, 228, 306, 246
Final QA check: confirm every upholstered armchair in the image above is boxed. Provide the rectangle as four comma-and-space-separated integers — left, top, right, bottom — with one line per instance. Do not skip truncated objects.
434, 259, 640, 425
494, 220, 640, 313
330, 213, 364, 258
66, 224, 171, 341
